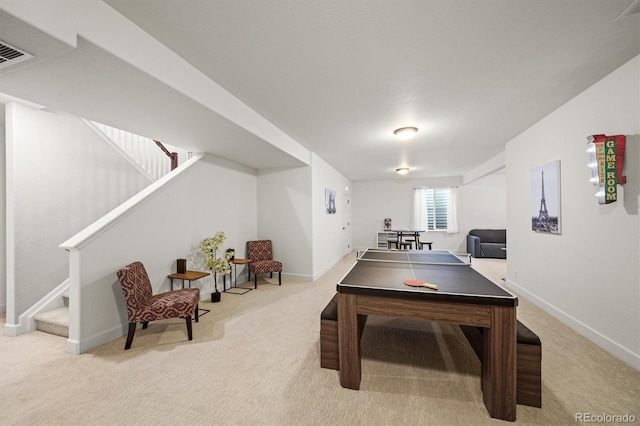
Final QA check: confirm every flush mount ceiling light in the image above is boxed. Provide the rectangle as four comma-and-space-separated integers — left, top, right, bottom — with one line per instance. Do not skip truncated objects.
396, 167, 410, 175
393, 127, 418, 141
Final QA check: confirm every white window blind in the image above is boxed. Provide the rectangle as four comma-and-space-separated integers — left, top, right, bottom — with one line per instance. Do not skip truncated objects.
425, 189, 449, 230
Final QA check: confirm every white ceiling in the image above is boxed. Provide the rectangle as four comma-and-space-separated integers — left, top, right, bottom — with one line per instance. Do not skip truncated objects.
1, 1, 639, 181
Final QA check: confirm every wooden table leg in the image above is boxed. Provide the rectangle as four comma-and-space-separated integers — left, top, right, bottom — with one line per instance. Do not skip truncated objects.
338, 292, 361, 389
482, 305, 517, 421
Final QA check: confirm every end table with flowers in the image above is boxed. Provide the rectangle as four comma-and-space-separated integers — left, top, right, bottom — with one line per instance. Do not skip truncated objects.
200, 232, 234, 303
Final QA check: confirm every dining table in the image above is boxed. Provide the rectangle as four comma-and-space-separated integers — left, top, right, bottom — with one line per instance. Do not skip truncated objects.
390, 229, 424, 249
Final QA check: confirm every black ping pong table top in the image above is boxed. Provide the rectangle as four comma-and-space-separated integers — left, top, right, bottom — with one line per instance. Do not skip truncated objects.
337, 249, 517, 306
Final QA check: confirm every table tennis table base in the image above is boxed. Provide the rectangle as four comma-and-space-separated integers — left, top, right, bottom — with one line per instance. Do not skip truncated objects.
337, 292, 517, 422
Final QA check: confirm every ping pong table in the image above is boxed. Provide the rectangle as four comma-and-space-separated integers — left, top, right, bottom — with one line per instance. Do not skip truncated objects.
337, 249, 518, 421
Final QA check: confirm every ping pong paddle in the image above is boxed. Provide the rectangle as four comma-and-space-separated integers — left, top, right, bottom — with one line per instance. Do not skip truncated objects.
403, 279, 438, 290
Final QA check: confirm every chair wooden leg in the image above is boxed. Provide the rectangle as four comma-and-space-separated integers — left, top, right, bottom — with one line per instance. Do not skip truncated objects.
270, 272, 273, 278
254, 273, 258, 289
195, 304, 199, 323
185, 316, 193, 341
125, 322, 136, 350
278, 271, 281, 285
142, 322, 149, 329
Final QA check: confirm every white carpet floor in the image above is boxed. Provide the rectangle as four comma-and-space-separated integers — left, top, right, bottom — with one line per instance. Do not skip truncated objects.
1, 252, 638, 425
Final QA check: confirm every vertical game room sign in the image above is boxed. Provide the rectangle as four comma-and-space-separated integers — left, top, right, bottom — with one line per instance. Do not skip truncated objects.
586, 134, 627, 204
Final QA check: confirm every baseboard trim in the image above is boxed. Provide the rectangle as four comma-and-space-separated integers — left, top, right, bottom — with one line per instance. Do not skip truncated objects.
66, 338, 81, 355
221, 273, 312, 290
506, 279, 640, 371
3, 322, 24, 336
283, 272, 312, 282
9, 279, 70, 336
312, 256, 343, 281
68, 323, 126, 355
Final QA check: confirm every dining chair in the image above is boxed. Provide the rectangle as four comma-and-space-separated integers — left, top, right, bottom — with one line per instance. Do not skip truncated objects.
386, 232, 398, 249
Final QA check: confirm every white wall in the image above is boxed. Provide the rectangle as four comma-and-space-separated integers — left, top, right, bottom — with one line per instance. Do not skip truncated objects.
311, 153, 353, 279
257, 166, 312, 280
5, 103, 150, 325
505, 55, 639, 369
352, 175, 506, 253
0, 103, 6, 313
458, 173, 507, 246
255, 152, 353, 282
65, 154, 258, 353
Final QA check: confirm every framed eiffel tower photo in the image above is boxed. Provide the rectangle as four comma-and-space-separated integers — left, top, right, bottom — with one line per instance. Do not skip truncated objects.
531, 160, 561, 234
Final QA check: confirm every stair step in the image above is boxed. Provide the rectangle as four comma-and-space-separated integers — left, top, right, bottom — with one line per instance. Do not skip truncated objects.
34, 307, 69, 338
62, 291, 69, 307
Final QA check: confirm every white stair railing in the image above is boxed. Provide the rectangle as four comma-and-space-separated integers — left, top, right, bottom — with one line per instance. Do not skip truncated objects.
87, 120, 187, 181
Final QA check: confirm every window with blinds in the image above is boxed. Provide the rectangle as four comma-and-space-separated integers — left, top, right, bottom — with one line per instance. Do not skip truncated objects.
425, 189, 449, 230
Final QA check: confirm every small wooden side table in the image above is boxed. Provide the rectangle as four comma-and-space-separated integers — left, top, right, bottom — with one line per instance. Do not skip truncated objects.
168, 270, 211, 317
168, 270, 209, 291
226, 259, 253, 295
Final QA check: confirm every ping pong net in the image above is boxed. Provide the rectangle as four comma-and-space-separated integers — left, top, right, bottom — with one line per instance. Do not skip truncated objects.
356, 248, 471, 266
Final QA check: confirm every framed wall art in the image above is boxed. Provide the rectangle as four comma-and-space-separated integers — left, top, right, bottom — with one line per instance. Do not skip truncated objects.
325, 188, 336, 214
531, 160, 561, 234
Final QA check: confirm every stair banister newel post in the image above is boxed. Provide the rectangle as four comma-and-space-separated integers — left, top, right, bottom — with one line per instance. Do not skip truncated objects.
154, 140, 179, 171
170, 152, 178, 170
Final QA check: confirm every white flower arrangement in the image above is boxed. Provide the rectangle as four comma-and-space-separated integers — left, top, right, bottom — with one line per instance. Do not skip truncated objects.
200, 231, 234, 293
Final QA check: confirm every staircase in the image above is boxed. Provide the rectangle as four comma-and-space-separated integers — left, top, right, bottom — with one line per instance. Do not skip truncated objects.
87, 120, 188, 181
29, 122, 187, 340
33, 292, 69, 338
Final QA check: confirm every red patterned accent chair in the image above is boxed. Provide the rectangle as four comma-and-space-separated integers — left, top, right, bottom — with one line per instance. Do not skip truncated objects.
116, 261, 200, 350
247, 240, 282, 289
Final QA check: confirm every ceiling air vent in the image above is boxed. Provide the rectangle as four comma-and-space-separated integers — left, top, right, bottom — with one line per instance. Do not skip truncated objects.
0, 40, 34, 70
616, 0, 640, 20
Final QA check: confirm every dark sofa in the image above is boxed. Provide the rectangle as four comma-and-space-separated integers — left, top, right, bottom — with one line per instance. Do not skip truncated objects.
467, 229, 506, 258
